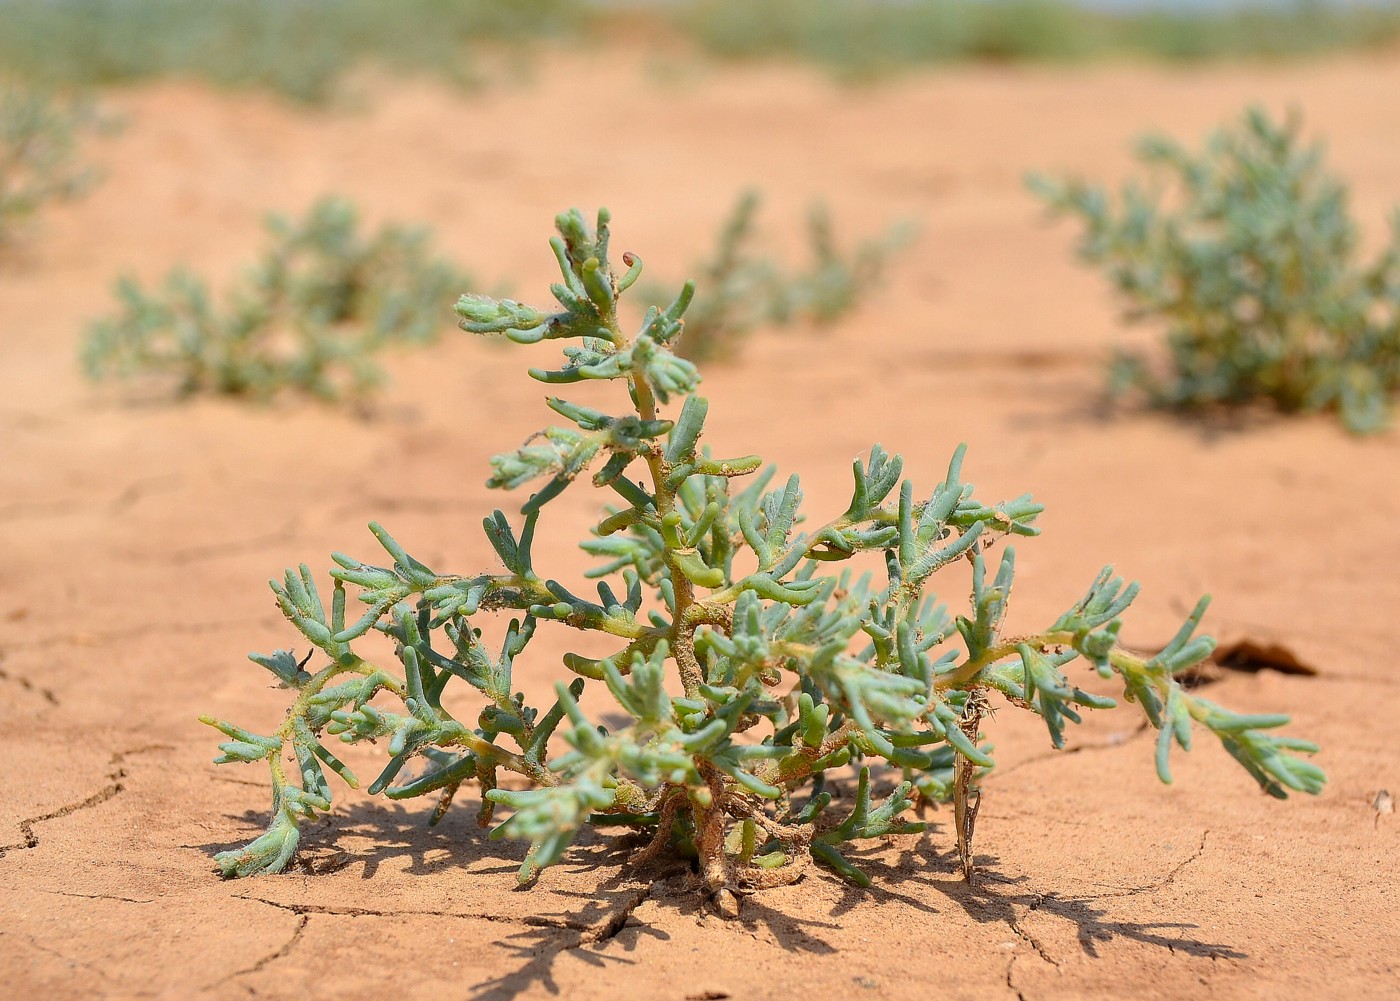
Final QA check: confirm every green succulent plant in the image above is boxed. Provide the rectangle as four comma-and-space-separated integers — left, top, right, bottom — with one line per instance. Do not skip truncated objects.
204, 208, 1323, 914
1031, 106, 1400, 433
81, 196, 469, 402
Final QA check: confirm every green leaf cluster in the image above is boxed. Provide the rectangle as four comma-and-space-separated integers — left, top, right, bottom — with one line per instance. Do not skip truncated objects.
205, 207, 1323, 911
1031, 107, 1400, 433
654, 190, 915, 362
80, 196, 469, 402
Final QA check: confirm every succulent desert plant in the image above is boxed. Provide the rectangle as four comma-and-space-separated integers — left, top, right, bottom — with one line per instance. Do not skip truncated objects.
204, 208, 1323, 915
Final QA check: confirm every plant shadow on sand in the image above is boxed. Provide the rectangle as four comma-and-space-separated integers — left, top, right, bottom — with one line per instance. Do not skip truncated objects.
841, 840, 1246, 960
912, 344, 1328, 445
196, 791, 1244, 999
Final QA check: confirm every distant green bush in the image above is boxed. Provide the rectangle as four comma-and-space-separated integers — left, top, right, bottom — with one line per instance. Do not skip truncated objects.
0, 85, 109, 245
3, 1, 1400, 100
1031, 107, 1400, 433
1121, 2, 1400, 61
682, 0, 1100, 77
81, 197, 469, 402
0, 0, 584, 103
658, 191, 915, 362
680, 0, 1400, 77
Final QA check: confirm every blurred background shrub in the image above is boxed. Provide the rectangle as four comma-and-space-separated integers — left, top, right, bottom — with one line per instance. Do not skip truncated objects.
0, 84, 112, 245
81, 196, 470, 402
0, 0, 585, 103
2, 1, 1399, 102
679, 0, 1400, 78
1031, 107, 1400, 433
645, 190, 915, 362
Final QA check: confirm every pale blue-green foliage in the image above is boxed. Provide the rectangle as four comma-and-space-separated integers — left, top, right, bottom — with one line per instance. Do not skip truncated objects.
0, 0, 584, 103
682, 0, 1400, 77
204, 207, 1323, 899
810, 767, 924, 888
81, 196, 468, 402
656, 190, 917, 362
1031, 106, 1400, 433
0, 85, 110, 244
4, 0, 1399, 104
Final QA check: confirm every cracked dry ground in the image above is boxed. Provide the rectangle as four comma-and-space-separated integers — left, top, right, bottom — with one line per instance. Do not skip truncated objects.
2, 48, 1398, 1001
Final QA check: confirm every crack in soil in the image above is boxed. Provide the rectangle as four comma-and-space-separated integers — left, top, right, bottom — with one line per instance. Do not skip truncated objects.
1005, 953, 1026, 1001
999, 832, 1212, 995
6, 930, 115, 983
0, 745, 171, 858
1080, 830, 1209, 900
0, 653, 59, 706
235, 892, 574, 928
1008, 894, 1060, 968
235, 883, 653, 947
43, 889, 156, 904
583, 886, 650, 945
213, 914, 311, 987
1002, 891, 1060, 998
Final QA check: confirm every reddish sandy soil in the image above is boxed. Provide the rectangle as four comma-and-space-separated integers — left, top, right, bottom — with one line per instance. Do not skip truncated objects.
2, 46, 1398, 1000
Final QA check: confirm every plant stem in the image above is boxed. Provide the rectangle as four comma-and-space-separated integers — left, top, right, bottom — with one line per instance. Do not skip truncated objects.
935, 630, 1079, 690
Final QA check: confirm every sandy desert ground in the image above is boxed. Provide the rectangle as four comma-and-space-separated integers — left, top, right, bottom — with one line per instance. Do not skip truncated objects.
1, 44, 1398, 1000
